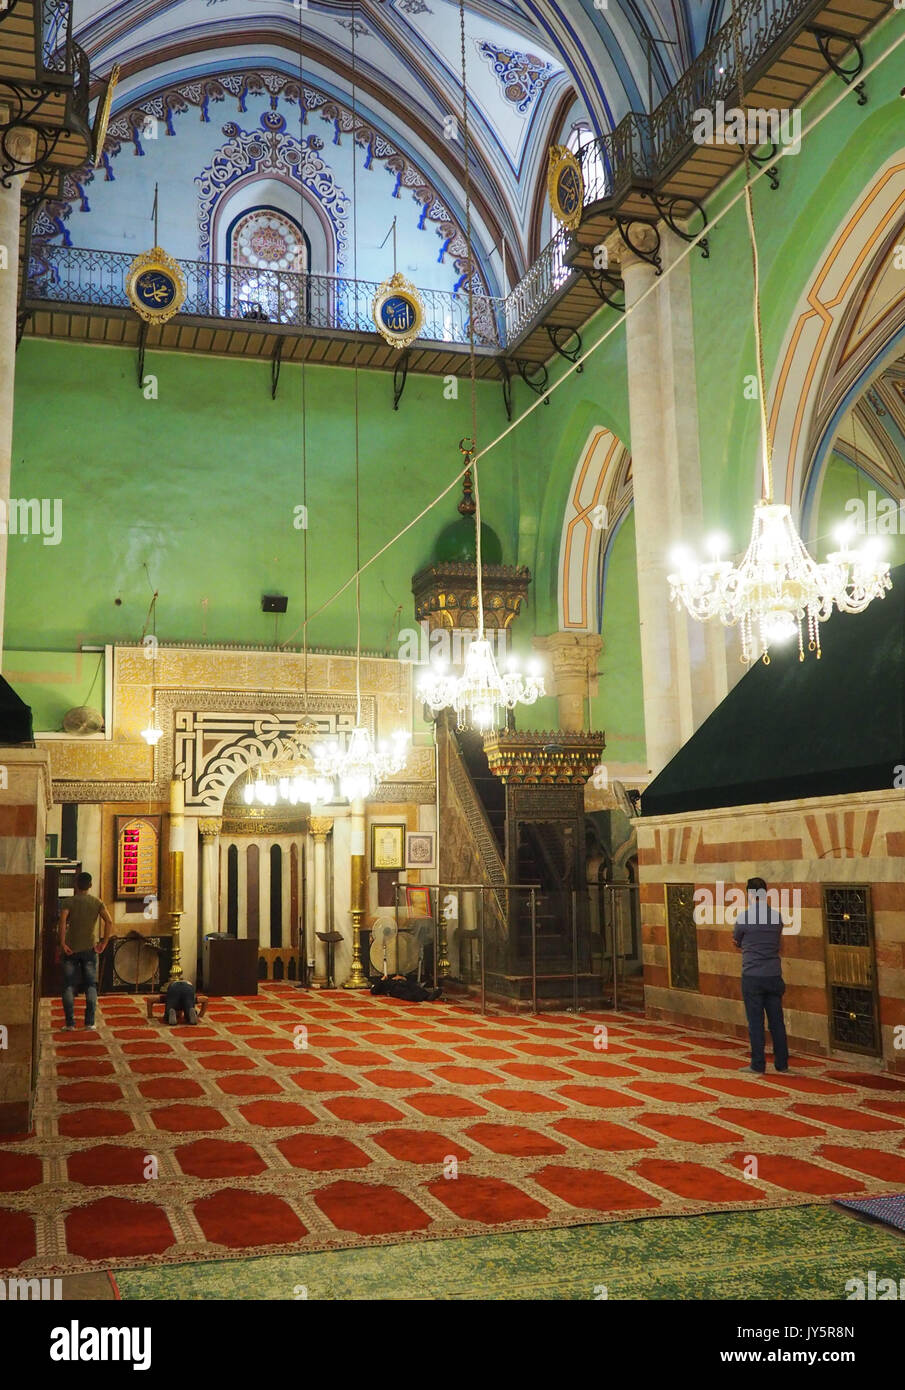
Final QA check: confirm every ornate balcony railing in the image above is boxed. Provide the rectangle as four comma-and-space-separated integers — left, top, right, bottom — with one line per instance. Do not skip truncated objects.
503, 226, 575, 342
26, 243, 507, 349
41, 0, 72, 76
576, 0, 825, 207
21, 0, 861, 358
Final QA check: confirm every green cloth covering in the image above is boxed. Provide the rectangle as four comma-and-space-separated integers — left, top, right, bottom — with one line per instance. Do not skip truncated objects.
642, 562, 905, 816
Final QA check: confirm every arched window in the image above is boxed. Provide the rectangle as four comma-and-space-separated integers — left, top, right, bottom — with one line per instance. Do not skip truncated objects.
226, 206, 310, 324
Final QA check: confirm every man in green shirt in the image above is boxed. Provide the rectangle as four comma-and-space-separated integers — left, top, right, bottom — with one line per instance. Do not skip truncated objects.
59, 872, 112, 1031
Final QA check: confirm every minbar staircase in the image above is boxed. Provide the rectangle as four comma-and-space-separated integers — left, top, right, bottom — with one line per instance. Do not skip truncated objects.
446, 723, 606, 1009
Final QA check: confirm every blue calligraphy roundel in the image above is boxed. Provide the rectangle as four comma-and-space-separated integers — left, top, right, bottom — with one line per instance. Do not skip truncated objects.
135, 269, 179, 311
379, 294, 417, 335
556, 164, 581, 217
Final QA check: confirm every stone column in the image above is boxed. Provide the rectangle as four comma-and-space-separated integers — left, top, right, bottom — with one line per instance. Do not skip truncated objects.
532, 632, 603, 732
0, 127, 36, 670
198, 818, 221, 944
308, 816, 333, 987
618, 226, 726, 777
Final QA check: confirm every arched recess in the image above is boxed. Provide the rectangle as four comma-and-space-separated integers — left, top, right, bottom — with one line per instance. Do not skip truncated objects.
769, 154, 905, 534
558, 425, 633, 632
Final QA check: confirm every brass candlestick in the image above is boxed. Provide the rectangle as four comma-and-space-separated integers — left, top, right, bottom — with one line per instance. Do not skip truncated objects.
343, 851, 369, 991
167, 849, 184, 982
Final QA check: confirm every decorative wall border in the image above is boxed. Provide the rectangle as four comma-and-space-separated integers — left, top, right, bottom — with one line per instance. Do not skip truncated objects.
196, 112, 349, 266
768, 156, 905, 517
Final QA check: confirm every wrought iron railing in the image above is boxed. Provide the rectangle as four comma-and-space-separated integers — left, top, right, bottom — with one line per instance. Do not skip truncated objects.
22, 0, 845, 353
40, 0, 73, 78
26, 243, 506, 348
576, 0, 824, 206
503, 225, 576, 342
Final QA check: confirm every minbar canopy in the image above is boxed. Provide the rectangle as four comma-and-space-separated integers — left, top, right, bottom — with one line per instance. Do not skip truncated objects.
641, 563, 905, 817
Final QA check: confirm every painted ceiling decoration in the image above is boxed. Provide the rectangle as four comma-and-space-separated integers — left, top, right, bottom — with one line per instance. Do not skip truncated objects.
475, 40, 554, 117
34, 71, 486, 292
66, 1, 741, 277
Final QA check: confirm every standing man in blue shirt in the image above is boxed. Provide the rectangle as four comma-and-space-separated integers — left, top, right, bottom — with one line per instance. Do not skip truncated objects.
732, 877, 790, 1074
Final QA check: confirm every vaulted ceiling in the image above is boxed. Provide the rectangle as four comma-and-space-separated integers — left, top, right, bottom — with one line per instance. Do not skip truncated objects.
72, 0, 734, 277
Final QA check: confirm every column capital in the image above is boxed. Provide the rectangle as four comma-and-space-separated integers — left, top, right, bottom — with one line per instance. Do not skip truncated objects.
533, 631, 603, 682
532, 632, 603, 734
309, 816, 334, 841
198, 817, 222, 841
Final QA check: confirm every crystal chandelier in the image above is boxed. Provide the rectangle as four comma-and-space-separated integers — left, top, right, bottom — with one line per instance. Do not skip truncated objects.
313, 724, 410, 801
418, 634, 544, 731
243, 721, 334, 808
140, 589, 163, 745
669, 505, 889, 664
668, 1, 890, 664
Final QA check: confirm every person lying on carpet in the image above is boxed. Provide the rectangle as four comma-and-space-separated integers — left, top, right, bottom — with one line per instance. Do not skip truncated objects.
371, 974, 443, 1003
165, 977, 199, 1026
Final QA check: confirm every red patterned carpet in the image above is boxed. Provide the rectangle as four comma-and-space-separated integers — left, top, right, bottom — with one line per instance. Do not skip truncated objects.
2, 985, 904, 1276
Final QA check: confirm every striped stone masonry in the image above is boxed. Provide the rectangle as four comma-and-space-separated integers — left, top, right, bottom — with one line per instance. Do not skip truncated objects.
636, 790, 905, 1074
0, 750, 52, 1134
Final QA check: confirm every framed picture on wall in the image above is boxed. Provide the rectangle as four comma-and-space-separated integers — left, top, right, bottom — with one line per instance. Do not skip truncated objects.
405, 886, 433, 920
370, 822, 405, 871
405, 831, 436, 870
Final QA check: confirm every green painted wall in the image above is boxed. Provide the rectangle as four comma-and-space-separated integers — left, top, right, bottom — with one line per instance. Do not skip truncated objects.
599, 510, 644, 764
8, 340, 515, 659
1, 649, 105, 733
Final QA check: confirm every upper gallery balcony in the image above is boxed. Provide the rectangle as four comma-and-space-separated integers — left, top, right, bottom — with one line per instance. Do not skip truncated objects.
13, 0, 891, 387
0, 0, 93, 209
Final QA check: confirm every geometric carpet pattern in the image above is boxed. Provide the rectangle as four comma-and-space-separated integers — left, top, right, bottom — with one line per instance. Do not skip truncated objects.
110, 1205, 905, 1301
2, 984, 905, 1277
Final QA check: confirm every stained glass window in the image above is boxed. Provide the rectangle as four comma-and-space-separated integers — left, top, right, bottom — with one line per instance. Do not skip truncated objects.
228, 208, 308, 325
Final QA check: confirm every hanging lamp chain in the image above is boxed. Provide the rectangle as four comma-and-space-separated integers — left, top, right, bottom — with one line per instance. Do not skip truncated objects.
730, 0, 773, 504
458, 0, 484, 636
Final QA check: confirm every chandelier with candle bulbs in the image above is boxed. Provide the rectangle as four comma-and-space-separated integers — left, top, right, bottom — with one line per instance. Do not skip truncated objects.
667, 1, 890, 665
415, 9, 544, 729
243, 718, 335, 808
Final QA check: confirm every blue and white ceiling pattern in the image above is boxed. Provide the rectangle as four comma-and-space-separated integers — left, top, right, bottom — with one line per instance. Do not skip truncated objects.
65, 0, 734, 287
